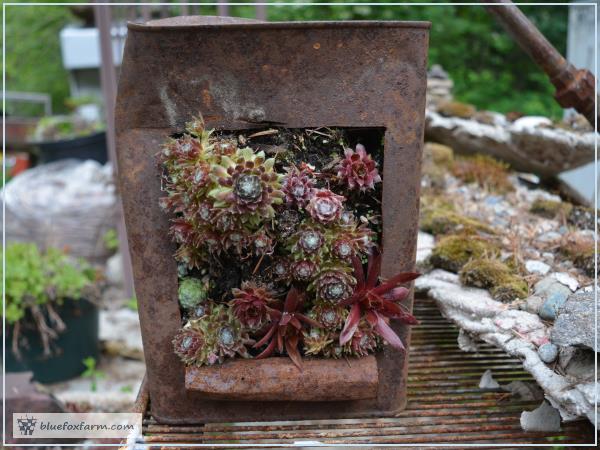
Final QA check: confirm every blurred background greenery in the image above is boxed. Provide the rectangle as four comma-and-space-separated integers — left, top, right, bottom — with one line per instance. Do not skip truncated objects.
5, 1, 568, 118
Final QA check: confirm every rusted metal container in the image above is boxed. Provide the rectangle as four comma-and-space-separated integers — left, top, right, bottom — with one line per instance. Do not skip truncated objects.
115, 16, 429, 424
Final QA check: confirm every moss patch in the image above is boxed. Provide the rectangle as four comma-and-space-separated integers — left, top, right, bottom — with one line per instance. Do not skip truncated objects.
530, 199, 572, 219
452, 154, 513, 193
560, 232, 595, 278
420, 206, 494, 236
459, 258, 528, 302
430, 234, 500, 273
437, 101, 476, 119
424, 142, 454, 168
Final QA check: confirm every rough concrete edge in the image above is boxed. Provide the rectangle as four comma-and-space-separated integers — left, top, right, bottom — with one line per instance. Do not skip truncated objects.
415, 271, 596, 425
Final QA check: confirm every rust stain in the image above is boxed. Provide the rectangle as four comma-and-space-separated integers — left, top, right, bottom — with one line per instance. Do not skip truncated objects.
201, 89, 213, 109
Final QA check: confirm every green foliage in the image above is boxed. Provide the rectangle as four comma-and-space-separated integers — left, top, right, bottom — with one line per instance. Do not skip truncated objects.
125, 296, 138, 311
103, 229, 119, 253
82, 356, 106, 392
4, 2, 569, 118
32, 115, 103, 142
5, 2, 77, 115
3, 242, 95, 324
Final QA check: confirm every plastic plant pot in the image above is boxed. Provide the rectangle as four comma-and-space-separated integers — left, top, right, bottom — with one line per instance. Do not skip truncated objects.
6, 298, 99, 384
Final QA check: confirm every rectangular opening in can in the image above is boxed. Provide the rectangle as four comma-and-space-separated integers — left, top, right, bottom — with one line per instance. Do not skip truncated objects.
162, 125, 391, 401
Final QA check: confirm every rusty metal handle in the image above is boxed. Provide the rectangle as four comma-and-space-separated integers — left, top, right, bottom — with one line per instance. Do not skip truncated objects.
484, 0, 597, 126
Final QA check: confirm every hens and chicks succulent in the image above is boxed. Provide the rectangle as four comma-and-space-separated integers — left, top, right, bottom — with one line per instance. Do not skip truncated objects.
161, 117, 418, 369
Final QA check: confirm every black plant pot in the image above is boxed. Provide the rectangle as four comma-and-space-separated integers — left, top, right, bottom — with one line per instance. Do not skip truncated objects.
36, 131, 107, 165
6, 298, 99, 383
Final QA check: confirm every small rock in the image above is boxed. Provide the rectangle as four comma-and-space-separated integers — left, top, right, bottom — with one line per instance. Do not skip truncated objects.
457, 329, 479, 353
561, 348, 595, 378
416, 231, 435, 265
520, 401, 561, 432
501, 380, 544, 401
541, 252, 555, 262
568, 205, 597, 230
539, 291, 569, 321
479, 369, 500, 390
538, 342, 558, 363
105, 252, 124, 287
484, 195, 503, 206
517, 172, 540, 186
551, 291, 598, 351
522, 295, 544, 314
534, 276, 572, 299
552, 272, 579, 292
428, 64, 449, 79
512, 116, 553, 130
525, 260, 550, 275
537, 231, 562, 243
99, 309, 144, 360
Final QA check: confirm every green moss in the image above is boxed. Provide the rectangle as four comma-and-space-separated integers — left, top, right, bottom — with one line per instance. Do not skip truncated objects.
429, 234, 500, 273
459, 258, 528, 302
530, 199, 572, 219
420, 207, 494, 236
452, 155, 514, 193
178, 277, 210, 310
437, 101, 477, 119
424, 142, 454, 168
560, 233, 595, 278
421, 144, 455, 192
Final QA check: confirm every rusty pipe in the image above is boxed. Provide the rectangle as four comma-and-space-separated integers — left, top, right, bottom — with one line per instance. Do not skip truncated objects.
484, 0, 597, 126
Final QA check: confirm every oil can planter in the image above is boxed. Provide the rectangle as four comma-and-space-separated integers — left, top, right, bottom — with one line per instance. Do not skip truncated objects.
115, 16, 429, 424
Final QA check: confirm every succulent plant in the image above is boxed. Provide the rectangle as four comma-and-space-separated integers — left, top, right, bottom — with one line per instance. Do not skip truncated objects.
178, 277, 210, 310
306, 189, 345, 224
215, 322, 252, 362
174, 304, 253, 367
209, 147, 283, 224
173, 327, 205, 365
288, 222, 327, 259
303, 328, 334, 356
310, 267, 356, 303
253, 287, 322, 369
291, 260, 318, 282
346, 324, 379, 357
309, 301, 347, 330
282, 165, 315, 207
297, 228, 324, 254
331, 239, 354, 261
339, 249, 420, 350
271, 257, 292, 282
230, 281, 278, 331
337, 144, 381, 191
251, 230, 274, 257
221, 229, 250, 255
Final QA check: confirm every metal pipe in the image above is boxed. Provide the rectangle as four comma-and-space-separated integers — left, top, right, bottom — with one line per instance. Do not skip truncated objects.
484, 0, 597, 126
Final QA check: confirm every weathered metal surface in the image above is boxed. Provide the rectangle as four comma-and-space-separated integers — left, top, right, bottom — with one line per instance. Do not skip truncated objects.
185, 356, 378, 401
484, 0, 597, 126
115, 16, 429, 423
131, 298, 595, 446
